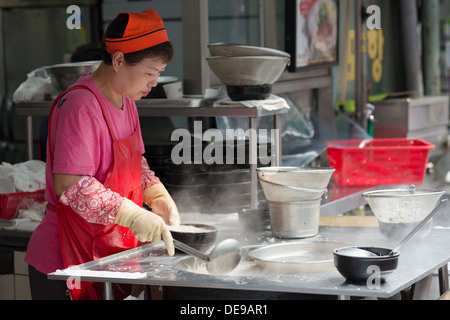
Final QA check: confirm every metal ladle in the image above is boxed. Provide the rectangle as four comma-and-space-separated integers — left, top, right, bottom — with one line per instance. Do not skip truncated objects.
343, 197, 448, 258
173, 239, 242, 274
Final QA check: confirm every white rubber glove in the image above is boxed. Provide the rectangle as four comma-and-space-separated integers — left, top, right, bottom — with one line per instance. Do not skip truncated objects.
144, 183, 180, 227
115, 198, 174, 256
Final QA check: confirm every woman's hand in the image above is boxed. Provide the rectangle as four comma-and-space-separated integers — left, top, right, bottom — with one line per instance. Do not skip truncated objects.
143, 183, 180, 227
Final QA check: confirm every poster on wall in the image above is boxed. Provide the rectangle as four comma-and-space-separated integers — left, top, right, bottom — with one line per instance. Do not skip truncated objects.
286, 0, 339, 72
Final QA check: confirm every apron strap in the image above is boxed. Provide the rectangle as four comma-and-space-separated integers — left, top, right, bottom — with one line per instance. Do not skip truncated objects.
48, 84, 137, 145
47, 85, 115, 160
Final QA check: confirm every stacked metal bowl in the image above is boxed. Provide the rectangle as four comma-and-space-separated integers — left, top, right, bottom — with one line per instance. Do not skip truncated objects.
257, 167, 335, 239
207, 43, 290, 101
46, 60, 101, 91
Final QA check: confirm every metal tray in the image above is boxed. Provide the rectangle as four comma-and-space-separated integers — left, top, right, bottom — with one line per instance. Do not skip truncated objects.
248, 241, 348, 275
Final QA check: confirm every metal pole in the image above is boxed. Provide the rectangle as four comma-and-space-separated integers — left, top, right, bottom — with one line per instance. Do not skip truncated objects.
26, 116, 33, 160
103, 282, 114, 300
354, 0, 367, 129
260, 0, 277, 49
422, 0, 441, 96
399, 0, 424, 97
181, 0, 210, 96
249, 117, 257, 209
273, 114, 281, 167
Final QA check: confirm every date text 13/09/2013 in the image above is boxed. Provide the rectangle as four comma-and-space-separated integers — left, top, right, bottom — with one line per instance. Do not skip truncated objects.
180, 304, 268, 317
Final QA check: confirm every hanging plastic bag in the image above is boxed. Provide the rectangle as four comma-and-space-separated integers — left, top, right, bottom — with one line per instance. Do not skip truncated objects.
12, 67, 59, 103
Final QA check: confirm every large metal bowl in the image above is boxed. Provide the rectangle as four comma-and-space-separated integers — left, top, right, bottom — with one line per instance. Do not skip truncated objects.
257, 167, 335, 189
258, 178, 327, 202
46, 60, 101, 91
206, 56, 290, 86
363, 187, 445, 240
208, 43, 291, 59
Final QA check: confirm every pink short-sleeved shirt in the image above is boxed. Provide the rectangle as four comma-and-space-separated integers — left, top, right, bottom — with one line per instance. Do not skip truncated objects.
25, 75, 145, 274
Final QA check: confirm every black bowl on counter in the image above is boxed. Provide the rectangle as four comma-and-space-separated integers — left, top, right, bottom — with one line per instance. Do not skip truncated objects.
333, 247, 399, 283
169, 224, 217, 253
226, 84, 272, 101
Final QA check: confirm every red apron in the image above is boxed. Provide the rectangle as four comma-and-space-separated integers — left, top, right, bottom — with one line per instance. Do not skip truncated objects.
48, 85, 142, 300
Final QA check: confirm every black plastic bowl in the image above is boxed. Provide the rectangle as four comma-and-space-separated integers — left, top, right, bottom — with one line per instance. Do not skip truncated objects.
170, 224, 217, 253
333, 247, 400, 283
226, 85, 272, 101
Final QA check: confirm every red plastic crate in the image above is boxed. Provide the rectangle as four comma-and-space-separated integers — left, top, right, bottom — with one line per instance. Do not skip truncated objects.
326, 139, 434, 186
0, 190, 45, 220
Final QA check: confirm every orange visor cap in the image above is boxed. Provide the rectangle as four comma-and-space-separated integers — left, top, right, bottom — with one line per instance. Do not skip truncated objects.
105, 9, 169, 54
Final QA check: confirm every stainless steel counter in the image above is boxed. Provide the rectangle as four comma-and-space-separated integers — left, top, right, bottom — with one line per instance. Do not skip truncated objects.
48, 212, 450, 300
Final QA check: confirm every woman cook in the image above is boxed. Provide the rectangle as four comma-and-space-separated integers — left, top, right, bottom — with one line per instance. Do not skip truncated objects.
25, 9, 180, 300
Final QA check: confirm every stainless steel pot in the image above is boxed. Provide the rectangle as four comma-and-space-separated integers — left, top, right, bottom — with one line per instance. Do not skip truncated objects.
268, 199, 321, 238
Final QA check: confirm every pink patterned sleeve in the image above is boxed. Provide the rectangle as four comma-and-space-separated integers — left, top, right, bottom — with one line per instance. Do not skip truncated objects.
142, 156, 161, 190
59, 176, 123, 225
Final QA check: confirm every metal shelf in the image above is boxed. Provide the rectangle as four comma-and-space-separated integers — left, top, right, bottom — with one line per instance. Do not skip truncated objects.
15, 98, 287, 209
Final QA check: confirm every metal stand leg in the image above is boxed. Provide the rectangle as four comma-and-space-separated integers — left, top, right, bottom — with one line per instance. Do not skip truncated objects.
410, 275, 433, 300
439, 264, 449, 296
26, 116, 33, 160
273, 114, 282, 167
249, 117, 257, 209
103, 282, 114, 300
